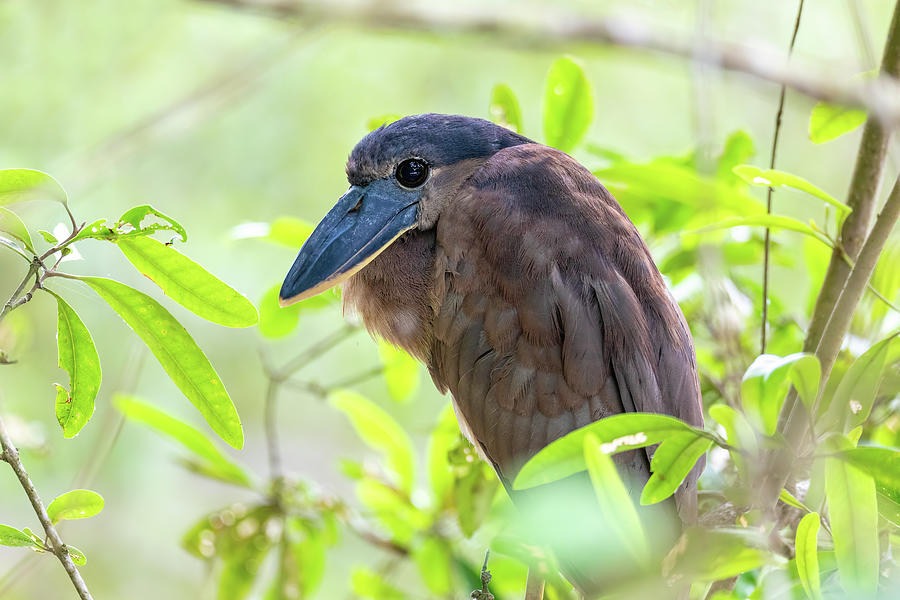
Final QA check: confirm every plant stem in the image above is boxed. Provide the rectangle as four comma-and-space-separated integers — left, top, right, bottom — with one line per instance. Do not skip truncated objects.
0, 413, 94, 600
761, 0, 805, 354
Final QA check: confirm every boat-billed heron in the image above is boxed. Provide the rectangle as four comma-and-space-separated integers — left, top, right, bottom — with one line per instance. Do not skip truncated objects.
280, 114, 704, 597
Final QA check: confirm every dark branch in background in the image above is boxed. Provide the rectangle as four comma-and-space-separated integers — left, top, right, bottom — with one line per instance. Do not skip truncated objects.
805, 1, 900, 352
0, 415, 94, 600
193, 0, 900, 126
761, 0, 805, 354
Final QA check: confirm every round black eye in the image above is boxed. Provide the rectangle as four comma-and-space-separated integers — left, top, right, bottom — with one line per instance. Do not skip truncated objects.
395, 158, 429, 188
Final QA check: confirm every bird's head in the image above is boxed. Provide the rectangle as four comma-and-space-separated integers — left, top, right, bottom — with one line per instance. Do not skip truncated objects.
279, 113, 530, 306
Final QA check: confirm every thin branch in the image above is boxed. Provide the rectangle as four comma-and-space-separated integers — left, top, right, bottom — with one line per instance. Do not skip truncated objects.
762, 0, 805, 353
263, 378, 284, 497
272, 325, 357, 380
0, 413, 94, 600
194, 0, 900, 126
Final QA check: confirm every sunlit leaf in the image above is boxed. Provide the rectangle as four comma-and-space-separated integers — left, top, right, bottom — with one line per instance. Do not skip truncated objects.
795, 512, 823, 600
47, 489, 104, 524
352, 567, 406, 600
427, 404, 459, 506
118, 236, 258, 328
789, 354, 822, 410
809, 102, 866, 144
67, 545, 86, 566
732, 165, 849, 214
838, 446, 900, 492
641, 431, 711, 505
543, 56, 592, 152
82, 277, 243, 449
118, 204, 187, 242
708, 404, 757, 459
825, 456, 878, 596
366, 114, 402, 132
0, 208, 34, 253
218, 529, 274, 600
779, 488, 813, 513
355, 478, 427, 543
665, 528, 774, 582
716, 130, 756, 183
741, 353, 811, 436
114, 395, 251, 488
0, 168, 67, 206
257, 284, 334, 339
0, 524, 40, 548
825, 334, 895, 431
49, 292, 101, 438
329, 389, 414, 494
514, 413, 694, 490
454, 462, 498, 538
412, 537, 453, 595
378, 341, 419, 403
489, 84, 523, 133
692, 215, 833, 248
584, 433, 649, 564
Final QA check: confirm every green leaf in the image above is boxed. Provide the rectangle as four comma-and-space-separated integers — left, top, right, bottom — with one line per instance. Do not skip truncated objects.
426, 404, 458, 506
839, 446, 900, 492
780, 488, 813, 513
366, 114, 402, 132
641, 431, 711, 505
0, 235, 30, 261
543, 56, 593, 152
826, 334, 894, 431
666, 528, 773, 582
0, 524, 40, 548
741, 353, 811, 436
118, 205, 187, 242
218, 528, 274, 600
876, 490, 900, 528
584, 433, 649, 564
789, 354, 822, 410
351, 567, 406, 600
825, 456, 878, 596
82, 277, 243, 449
708, 404, 757, 477
489, 84, 523, 133
49, 292, 101, 438
257, 284, 334, 338
412, 538, 453, 595
47, 489, 104, 524
809, 102, 866, 144
231, 217, 315, 249
38, 229, 58, 244
454, 462, 498, 537
117, 236, 258, 328
795, 512, 823, 600
114, 395, 251, 488
329, 389, 414, 494
732, 166, 849, 213
716, 130, 756, 183
0, 169, 67, 206
691, 215, 833, 248
378, 341, 419, 402
514, 413, 694, 490
0, 208, 34, 253
67, 545, 87, 566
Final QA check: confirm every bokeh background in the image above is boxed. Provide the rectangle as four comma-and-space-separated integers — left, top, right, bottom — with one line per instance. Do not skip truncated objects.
1, 0, 897, 598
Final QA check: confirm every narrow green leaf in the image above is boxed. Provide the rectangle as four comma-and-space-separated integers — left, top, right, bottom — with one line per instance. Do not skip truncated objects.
329, 389, 414, 494
780, 488, 813, 513
366, 114, 402, 132
0, 168, 67, 206
795, 512, 823, 600
514, 413, 694, 490
82, 277, 243, 449
0, 524, 40, 548
0, 208, 34, 253
640, 431, 711, 505
67, 545, 87, 566
257, 284, 333, 338
827, 334, 894, 431
114, 395, 251, 488
708, 404, 757, 476
876, 490, 900, 527
732, 165, 849, 213
117, 236, 258, 328
0, 235, 30, 261
543, 56, 593, 152
666, 528, 773, 582
47, 489, 104, 524
584, 433, 649, 564
825, 457, 878, 596
809, 102, 866, 144
790, 354, 822, 410
427, 404, 458, 505
741, 353, 811, 436
118, 204, 187, 242
412, 537, 453, 595
691, 215, 833, 248
50, 292, 101, 438
218, 529, 274, 600
716, 130, 756, 183
839, 446, 900, 492
489, 84, 523, 133
378, 341, 419, 403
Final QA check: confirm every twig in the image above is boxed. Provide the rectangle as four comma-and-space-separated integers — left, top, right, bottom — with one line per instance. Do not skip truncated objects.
263, 378, 284, 497
762, 0, 805, 354
525, 569, 545, 600
471, 550, 494, 600
0, 413, 94, 600
272, 325, 357, 380
194, 0, 900, 126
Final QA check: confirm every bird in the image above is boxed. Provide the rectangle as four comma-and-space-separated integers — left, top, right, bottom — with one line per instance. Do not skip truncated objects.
280, 114, 704, 597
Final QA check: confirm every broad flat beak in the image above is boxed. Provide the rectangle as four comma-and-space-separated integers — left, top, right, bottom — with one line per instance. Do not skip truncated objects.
279, 181, 419, 306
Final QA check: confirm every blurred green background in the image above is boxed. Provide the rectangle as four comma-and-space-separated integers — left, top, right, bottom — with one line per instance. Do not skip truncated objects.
1, 0, 896, 598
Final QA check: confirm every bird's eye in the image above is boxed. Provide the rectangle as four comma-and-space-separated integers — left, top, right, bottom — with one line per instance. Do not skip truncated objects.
395, 158, 429, 188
